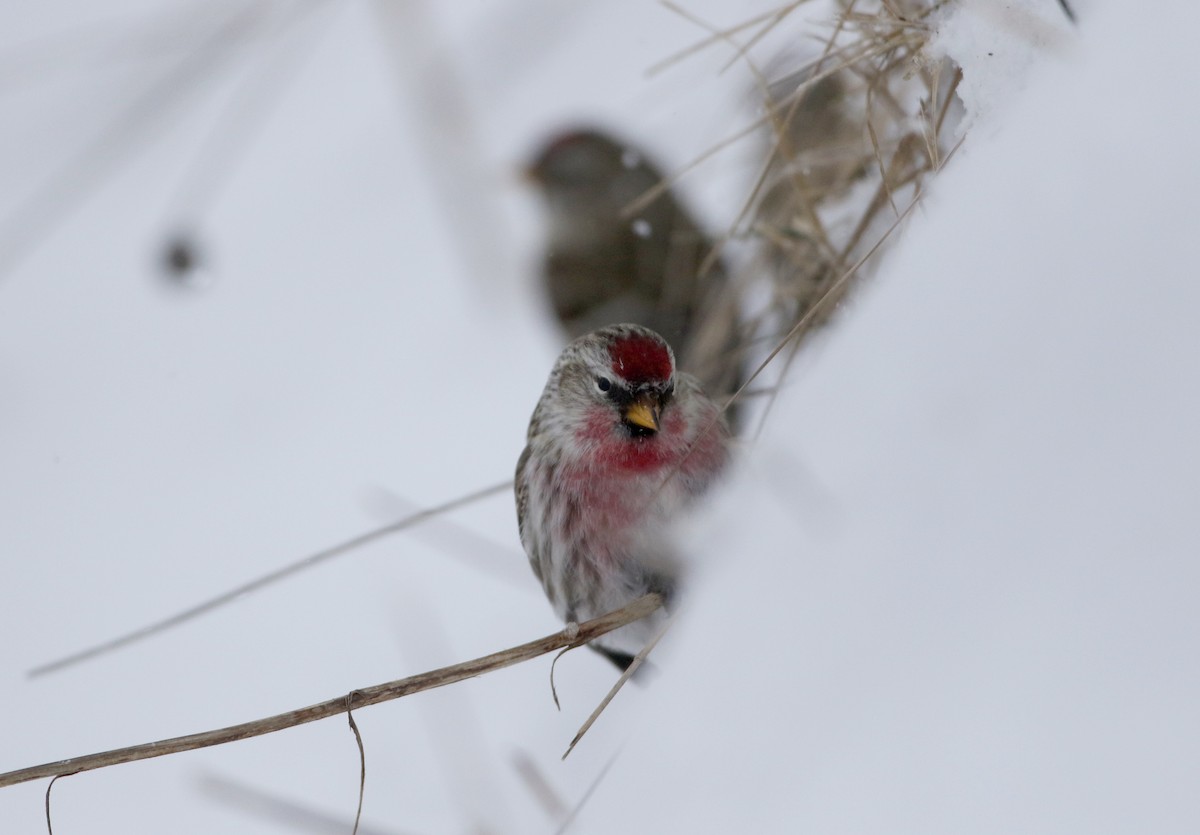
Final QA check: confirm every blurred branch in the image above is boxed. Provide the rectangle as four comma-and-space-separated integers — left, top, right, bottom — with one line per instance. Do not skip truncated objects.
0, 593, 663, 790
162, 0, 332, 248
0, 2, 267, 282
370, 0, 516, 303
28, 480, 512, 678
198, 772, 408, 835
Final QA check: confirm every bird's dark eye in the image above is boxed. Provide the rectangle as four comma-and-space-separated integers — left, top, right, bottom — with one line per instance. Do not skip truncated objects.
596, 376, 612, 392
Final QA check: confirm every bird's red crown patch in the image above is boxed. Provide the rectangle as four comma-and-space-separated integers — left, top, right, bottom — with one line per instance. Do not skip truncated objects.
608, 334, 672, 384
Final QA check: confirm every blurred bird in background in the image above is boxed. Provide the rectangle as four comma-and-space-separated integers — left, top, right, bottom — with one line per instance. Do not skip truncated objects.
750, 42, 959, 353
524, 128, 745, 430
753, 66, 871, 337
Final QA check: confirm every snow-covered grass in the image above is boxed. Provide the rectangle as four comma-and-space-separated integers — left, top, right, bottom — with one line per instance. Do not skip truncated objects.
2, 0, 1197, 832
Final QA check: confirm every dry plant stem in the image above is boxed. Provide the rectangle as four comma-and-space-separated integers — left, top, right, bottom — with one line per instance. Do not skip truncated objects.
658, 0, 792, 77
718, 3, 800, 73
668, 189, 921, 480
657, 0, 783, 279
749, 188, 925, 439
748, 1, 853, 247
622, 34, 902, 222
28, 480, 513, 678
346, 695, 366, 835
835, 133, 923, 267
646, 4, 785, 77
562, 614, 675, 760
44, 773, 70, 835
549, 646, 577, 711
0, 594, 663, 790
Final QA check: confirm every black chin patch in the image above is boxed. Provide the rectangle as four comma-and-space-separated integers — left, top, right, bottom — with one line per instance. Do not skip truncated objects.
623, 420, 657, 438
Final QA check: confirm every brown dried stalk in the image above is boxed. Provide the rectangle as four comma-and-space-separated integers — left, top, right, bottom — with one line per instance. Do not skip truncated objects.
0, 593, 663, 790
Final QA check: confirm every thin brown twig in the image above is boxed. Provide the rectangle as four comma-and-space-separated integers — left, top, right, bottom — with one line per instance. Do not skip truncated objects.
619, 35, 904, 223
549, 646, 576, 711
749, 186, 927, 438
865, 88, 899, 216
346, 693, 366, 835
562, 614, 675, 760
44, 772, 73, 835
646, 3, 783, 77
724, 60, 850, 297
657, 0, 790, 78
0, 594, 663, 790
657, 182, 921, 493
718, 2, 803, 74
655, 0, 781, 283
834, 132, 922, 266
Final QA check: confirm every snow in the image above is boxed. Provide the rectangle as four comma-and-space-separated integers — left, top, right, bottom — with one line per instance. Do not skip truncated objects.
2, 1, 1198, 833
929, 0, 1078, 136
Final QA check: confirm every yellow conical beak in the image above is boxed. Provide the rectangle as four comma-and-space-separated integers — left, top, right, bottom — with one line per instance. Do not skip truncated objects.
623, 395, 661, 433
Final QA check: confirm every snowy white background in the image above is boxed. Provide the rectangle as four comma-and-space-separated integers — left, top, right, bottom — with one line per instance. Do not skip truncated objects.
2, 0, 1198, 832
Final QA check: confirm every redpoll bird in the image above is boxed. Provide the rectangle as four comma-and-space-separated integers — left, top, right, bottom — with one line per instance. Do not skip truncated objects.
524, 129, 744, 427
515, 324, 731, 670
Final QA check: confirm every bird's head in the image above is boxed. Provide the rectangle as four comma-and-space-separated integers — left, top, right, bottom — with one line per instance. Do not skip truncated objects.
524, 129, 634, 190
546, 324, 677, 442
522, 128, 674, 252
